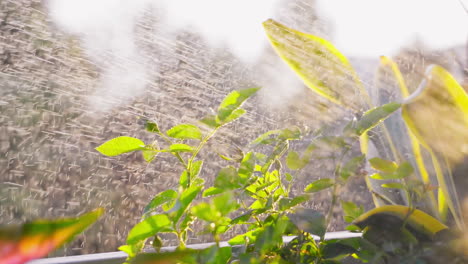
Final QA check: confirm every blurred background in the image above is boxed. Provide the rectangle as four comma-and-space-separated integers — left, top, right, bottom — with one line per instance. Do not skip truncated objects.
0, 0, 466, 256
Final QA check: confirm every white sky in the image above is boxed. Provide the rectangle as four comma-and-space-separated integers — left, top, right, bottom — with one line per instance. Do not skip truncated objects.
318, 0, 468, 57
47, 0, 468, 109
49, 0, 468, 60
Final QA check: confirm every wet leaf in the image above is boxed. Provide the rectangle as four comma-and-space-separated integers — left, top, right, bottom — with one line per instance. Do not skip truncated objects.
0, 208, 103, 264
369, 157, 398, 173
143, 149, 159, 163
131, 251, 194, 264
96, 136, 146, 156
286, 151, 308, 170
169, 144, 194, 153
145, 121, 160, 133
381, 182, 406, 189
341, 201, 364, 223
166, 124, 202, 140
126, 214, 172, 245
222, 108, 246, 124
144, 190, 178, 215
217, 88, 260, 121
279, 195, 309, 211
345, 103, 401, 136
352, 205, 448, 240
263, 19, 367, 111
190, 160, 204, 179
251, 129, 282, 145
402, 64, 468, 166
304, 178, 334, 193
199, 115, 220, 128
214, 166, 241, 190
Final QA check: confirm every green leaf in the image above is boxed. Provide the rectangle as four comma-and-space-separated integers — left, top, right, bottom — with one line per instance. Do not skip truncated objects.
170, 185, 203, 223
263, 19, 367, 111
345, 103, 401, 136
369, 157, 398, 173
145, 121, 160, 133
304, 178, 334, 193
190, 160, 204, 178
198, 245, 231, 264
126, 214, 172, 245
286, 151, 308, 170
213, 192, 239, 216
285, 173, 293, 182
191, 203, 218, 222
228, 228, 262, 245
279, 195, 309, 211
321, 239, 358, 260
169, 143, 194, 153
288, 208, 326, 239
217, 88, 260, 121
341, 201, 364, 223
353, 205, 448, 240
166, 124, 202, 140
131, 251, 193, 264
179, 170, 189, 189
96, 136, 145, 156
278, 127, 301, 140
144, 190, 178, 215
340, 155, 366, 180
0, 208, 104, 264
396, 161, 414, 178
222, 108, 246, 124
402, 64, 468, 165
381, 182, 406, 189
238, 152, 255, 184
142, 149, 158, 163
251, 130, 282, 145
370, 162, 413, 180
214, 166, 241, 190
202, 187, 224, 197
199, 115, 220, 128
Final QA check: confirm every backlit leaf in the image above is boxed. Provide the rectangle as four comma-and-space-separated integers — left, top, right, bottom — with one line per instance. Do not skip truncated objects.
127, 214, 172, 245
166, 124, 202, 140
304, 178, 334, 193
369, 157, 398, 173
353, 205, 448, 240
96, 136, 145, 156
402, 64, 468, 166
145, 121, 160, 133
144, 190, 178, 215
217, 88, 260, 121
345, 103, 401, 137
169, 144, 194, 153
263, 19, 368, 111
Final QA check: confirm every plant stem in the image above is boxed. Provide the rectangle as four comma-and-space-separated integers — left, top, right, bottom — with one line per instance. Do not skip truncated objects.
157, 131, 188, 167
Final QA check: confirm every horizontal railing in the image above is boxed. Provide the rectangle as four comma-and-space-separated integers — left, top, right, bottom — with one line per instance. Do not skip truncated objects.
28, 231, 362, 264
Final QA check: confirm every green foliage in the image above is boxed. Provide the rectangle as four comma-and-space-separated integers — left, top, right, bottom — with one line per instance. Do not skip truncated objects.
91, 17, 467, 264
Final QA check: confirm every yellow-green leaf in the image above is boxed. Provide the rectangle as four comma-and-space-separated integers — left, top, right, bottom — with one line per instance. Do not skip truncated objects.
127, 214, 172, 245
402, 64, 468, 166
166, 124, 202, 140
96, 136, 146, 156
263, 19, 369, 111
353, 205, 447, 240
